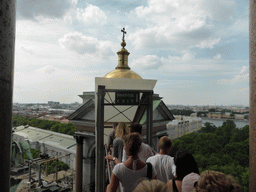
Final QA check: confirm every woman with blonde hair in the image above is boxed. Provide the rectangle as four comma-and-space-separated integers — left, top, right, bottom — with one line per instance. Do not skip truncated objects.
112, 122, 130, 162
195, 170, 242, 192
133, 179, 171, 192
106, 133, 157, 192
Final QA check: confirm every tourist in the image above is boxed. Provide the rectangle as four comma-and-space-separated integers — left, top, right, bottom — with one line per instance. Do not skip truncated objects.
166, 150, 199, 192
195, 170, 242, 192
146, 136, 176, 183
107, 122, 118, 153
133, 179, 171, 192
106, 133, 157, 192
181, 172, 200, 192
113, 122, 130, 162
122, 123, 154, 162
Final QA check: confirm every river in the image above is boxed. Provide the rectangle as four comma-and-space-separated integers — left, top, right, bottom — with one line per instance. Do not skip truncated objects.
201, 118, 249, 128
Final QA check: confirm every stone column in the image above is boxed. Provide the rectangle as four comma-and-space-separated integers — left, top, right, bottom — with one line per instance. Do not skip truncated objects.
75, 136, 84, 192
250, 0, 256, 191
0, 1, 16, 192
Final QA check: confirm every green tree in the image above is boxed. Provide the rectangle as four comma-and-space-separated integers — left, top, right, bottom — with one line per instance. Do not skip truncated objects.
12, 115, 76, 136
208, 108, 217, 112
30, 148, 41, 159
241, 168, 249, 192
169, 109, 195, 116
200, 122, 216, 133
170, 121, 249, 191
50, 124, 60, 132
197, 111, 207, 117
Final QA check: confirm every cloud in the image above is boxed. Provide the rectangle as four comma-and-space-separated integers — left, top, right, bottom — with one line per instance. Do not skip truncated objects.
132, 52, 247, 81
58, 32, 114, 56
130, 52, 230, 75
200, 0, 236, 21
218, 66, 249, 85
77, 4, 107, 24
130, 55, 164, 70
17, 0, 77, 21
37, 66, 56, 74
214, 53, 222, 60
128, 0, 239, 51
13, 66, 95, 103
196, 38, 221, 49
20, 46, 35, 55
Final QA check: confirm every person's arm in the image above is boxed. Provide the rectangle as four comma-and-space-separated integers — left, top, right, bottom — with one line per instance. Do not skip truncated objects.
107, 131, 114, 152
107, 144, 111, 152
112, 139, 118, 160
106, 173, 119, 192
166, 179, 173, 191
105, 155, 121, 164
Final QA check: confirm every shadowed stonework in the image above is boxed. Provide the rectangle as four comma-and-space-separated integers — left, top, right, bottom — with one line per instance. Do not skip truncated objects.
250, 0, 256, 191
0, 0, 16, 191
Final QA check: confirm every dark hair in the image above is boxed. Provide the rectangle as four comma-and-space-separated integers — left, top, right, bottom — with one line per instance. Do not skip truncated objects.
123, 133, 142, 157
175, 150, 199, 180
130, 123, 142, 134
113, 122, 118, 127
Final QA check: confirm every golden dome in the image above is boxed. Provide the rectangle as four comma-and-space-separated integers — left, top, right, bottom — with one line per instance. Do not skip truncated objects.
104, 28, 142, 79
104, 68, 142, 79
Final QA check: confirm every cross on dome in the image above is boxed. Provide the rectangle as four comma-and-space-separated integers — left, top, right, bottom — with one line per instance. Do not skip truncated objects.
121, 28, 126, 42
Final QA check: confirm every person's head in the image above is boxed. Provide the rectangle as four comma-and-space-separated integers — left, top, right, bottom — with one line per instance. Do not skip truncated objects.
175, 150, 199, 180
133, 179, 171, 192
123, 132, 142, 157
130, 123, 142, 134
195, 170, 242, 192
182, 172, 200, 192
115, 122, 130, 139
158, 136, 172, 153
113, 122, 118, 129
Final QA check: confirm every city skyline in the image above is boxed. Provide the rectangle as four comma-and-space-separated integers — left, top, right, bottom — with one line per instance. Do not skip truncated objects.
14, 0, 249, 106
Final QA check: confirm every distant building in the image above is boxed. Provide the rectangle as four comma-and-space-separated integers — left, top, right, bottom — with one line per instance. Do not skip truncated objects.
222, 112, 231, 119
162, 115, 202, 139
235, 114, 245, 120
48, 101, 60, 106
207, 112, 247, 120
12, 126, 77, 169
207, 112, 222, 119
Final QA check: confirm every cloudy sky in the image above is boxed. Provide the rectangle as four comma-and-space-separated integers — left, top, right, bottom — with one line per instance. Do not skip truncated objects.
14, 0, 249, 106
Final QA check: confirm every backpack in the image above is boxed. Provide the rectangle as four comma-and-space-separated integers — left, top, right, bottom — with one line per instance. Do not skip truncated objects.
146, 162, 152, 180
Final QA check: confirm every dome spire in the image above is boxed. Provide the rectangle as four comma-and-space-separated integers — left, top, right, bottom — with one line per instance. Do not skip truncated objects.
115, 28, 130, 70
103, 28, 142, 79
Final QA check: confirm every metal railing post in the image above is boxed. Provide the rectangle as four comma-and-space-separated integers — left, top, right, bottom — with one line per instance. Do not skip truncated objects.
75, 136, 83, 192
146, 91, 153, 146
96, 85, 105, 192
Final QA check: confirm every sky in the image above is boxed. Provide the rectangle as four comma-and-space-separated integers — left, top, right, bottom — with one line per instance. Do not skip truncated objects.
14, 0, 249, 106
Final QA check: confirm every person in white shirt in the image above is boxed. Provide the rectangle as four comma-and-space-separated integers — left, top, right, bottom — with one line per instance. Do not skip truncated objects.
146, 136, 176, 183
106, 133, 157, 192
122, 123, 154, 162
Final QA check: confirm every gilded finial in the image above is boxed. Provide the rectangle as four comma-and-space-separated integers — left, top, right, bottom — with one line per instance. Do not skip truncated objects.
102, 28, 142, 79
121, 28, 126, 48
